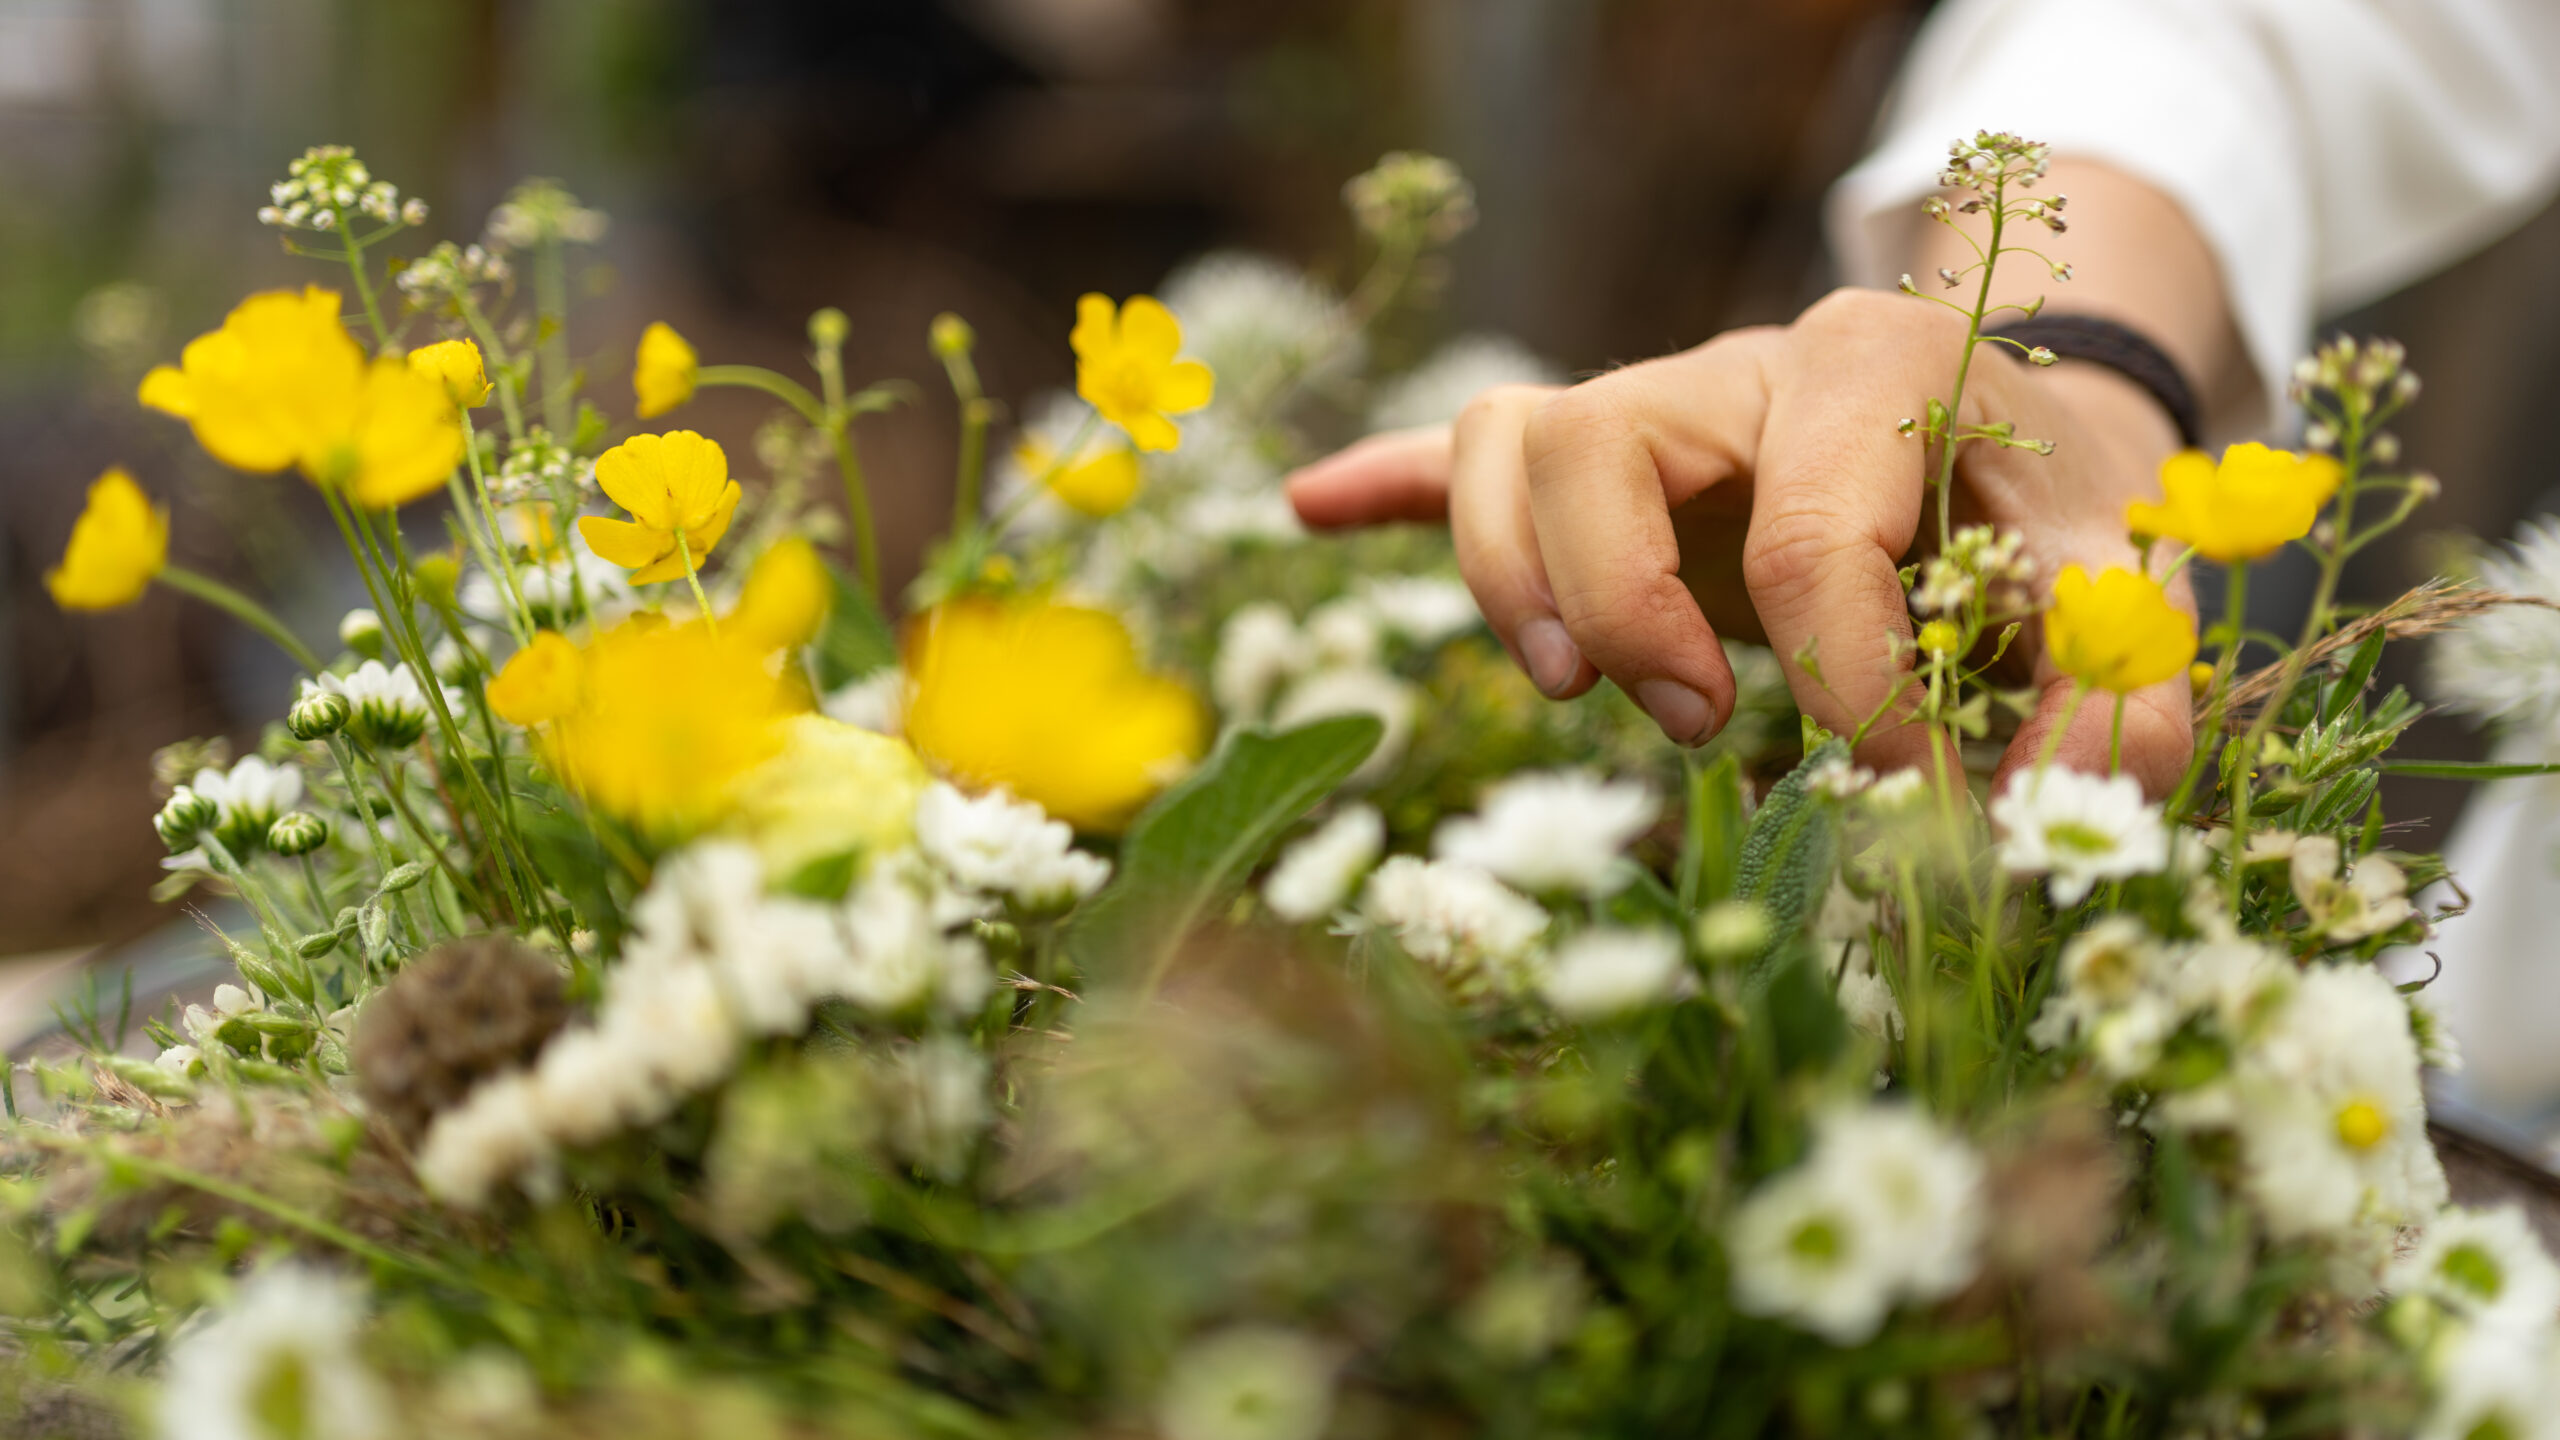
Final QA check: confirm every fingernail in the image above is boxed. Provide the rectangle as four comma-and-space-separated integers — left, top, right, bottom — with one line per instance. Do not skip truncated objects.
1634, 678, 1717, 747
1517, 617, 1582, 697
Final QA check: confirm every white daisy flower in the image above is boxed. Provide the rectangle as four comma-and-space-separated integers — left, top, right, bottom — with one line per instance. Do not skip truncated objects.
193, 756, 304, 853
1726, 1159, 1899, 1345
1538, 926, 1689, 1019
156, 1263, 388, 1440
1989, 765, 2169, 904
1156, 1326, 1337, 1440
1432, 769, 1660, 897
1263, 805, 1385, 923
2288, 834, 2417, 942
2417, 1319, 2560, 1440
319, 660, 434, 749
2392, 1205, 2560, 1332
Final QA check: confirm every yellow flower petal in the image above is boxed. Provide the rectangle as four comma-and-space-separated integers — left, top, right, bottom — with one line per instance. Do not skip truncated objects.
577, 514, 673, 572
137, 366, 195, 419
1069, 294, 1117, 361
407, 338, 492, 409
593, 433, 678, 530
46, 468, 168, 612
2044, 563, 2197, 695
634, 321, 698, 419
903, 595, 1207, 832
1154, 359, 1214, 415
542, 619, 796, 835
1039, 443, 1142, 518
2123, 443, 2339, 563
487, 630, 585, 726
1070, 292, 1213, 456
1116, 295, 1183, 360
728, 536, 833, 651
339, 358, 465, 507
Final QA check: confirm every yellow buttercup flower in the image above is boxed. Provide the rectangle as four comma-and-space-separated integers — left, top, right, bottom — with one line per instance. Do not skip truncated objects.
407, 338, 491, 408
487, 630, 584, 726
1070, 294, 1213, 453
723, 714, 928, 879
2125, 443, 2340, 563
633, 321, 698, 419
1017, 437, 1142, 518
47, 468, 169, 611
137, 286, 464, 507
903, 595, 1207, 832
2043, 564, 2197, 695
577, 431, 742, 585
543, 619, 795, 834
727, 536, 832, 651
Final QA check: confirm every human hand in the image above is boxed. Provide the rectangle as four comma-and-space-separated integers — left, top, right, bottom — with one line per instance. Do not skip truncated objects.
1285, 287, 2196, 795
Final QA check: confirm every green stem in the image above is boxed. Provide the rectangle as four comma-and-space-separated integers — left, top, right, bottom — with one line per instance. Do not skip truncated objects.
2167, 560, 2247, 819
2108, 694, 2126, 775
157, 566, 324, 674
2033, 682, 2090, 776
324, 735, 421, 948
535, 236, 572, 436
327, 206, 389, 350
696, 364, 881, 597
79, 1144, 461, 1285
675, 528, 718, 637
1932, 178, 2006, 554
456, 292, 528, 443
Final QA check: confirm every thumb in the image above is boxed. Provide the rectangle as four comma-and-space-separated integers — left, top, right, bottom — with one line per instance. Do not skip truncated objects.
1996, 676, 2195, 800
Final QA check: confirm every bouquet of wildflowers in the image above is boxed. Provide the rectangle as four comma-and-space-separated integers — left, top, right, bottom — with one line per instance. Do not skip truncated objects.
11, 132, 2555, 1440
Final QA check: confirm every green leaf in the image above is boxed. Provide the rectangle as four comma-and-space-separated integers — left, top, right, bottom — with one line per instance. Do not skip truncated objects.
1735, 740, 1846, 986
2320, 626, 2386, 725
1677, 752, 1747, 911
2380, 760, 2560, 781
815, 563, 899, 689
1065, 715, 1383, 992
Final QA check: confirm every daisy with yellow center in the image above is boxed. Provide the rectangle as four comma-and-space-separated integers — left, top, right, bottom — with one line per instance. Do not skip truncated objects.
577, 431, 742, 596
138, 286, 463, 508
2043, 564, 2197, 695
2125, 443, 2340, 563
1070, 294, 1213, 453
902, 595, 1207, 832
633, 321, 699, 419
47, 469, 168, 611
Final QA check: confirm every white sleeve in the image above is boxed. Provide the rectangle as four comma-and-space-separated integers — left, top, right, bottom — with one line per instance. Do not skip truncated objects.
1825, 0, 2560, 436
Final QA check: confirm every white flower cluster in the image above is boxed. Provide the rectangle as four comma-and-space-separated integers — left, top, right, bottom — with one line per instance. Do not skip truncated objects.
1433, 769, 1659, 898
189, 755, 305, 857
1263, 805, 1384, 923
485, 180, 608, 249
1358, 855, 1549, 991
1213, 584, 1479, 786
1990, 765, 2169, 905
2392, 1205, 2560, 1439
1909, 523, 2032, 617
257, 145, 425, 231
1159, 252, 1357, 398
1727, 1102, 1985, 1344
915, 781, 1112, 911
1538, 927, 1690, 1019
395, 239, 512, 300
418, 841, 992, 1208
1367, 334, 1563, 434
1815, 881, 1903, 1046
2431, 519, 2560, 748
158, 1263, 388, 1440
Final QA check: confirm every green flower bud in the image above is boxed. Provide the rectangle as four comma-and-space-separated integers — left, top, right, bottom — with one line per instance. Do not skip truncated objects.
1693, 899, 1772, 964
287, 689, 351, 740
412, 553, 461, 610
268, 811, 329, 857
810, 306, 850, 350
154, 786, 218, 851
339, 608, 384, 659
927, 311, 973, 359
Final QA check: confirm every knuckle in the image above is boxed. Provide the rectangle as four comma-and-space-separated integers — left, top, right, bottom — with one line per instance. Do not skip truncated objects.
1741, 507, 1850, 597
1521, 384, 1636, 475
1455, 383, 1552, 435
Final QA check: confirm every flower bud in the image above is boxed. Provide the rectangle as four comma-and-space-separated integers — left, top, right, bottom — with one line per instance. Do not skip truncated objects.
1916, 619, 1963, 656
2027, 346, 2057, 367
2189, 662, 2216, 698
268, 811, 329, 857
1694, 900, 1772, 963
927, 312, 973, 359
340, 608, 384, 659
155, 786, 217, 850
2371, 432, 2401, 464
810, 307, 850, 351
413, 553, 461, 610
287, 689, 351, 740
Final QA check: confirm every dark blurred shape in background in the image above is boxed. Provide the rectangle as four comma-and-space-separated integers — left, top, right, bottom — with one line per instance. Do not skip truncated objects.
3, 0, 2554, 956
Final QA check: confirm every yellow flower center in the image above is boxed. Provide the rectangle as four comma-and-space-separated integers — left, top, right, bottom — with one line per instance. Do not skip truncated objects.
2334, 1098, 2390, 1151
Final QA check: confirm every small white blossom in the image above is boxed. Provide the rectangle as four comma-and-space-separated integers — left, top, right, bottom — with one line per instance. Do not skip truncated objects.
1303, 598, 1381, 670
1159, 252, 1354, 396
2289, 834, 2416, 942
1538, 927, 1689, 1019
1807, 757, 1875, 800
319, 661, 434, 749
1358, 575, 1482, 647
1157, 1327, 1337, 1440
1367, 334, 1562, 433
156, 1263, 388, 1440
1271, 667, 1417, 788
1727, 1102, 1984, 1345
2392, 1205, 2560, 1332
1360, 856, 1549, 983
2417, 1320, 2560, 1440
193, 756, 304, 852
914, 782, 1111, 910
1433, 769, 1659, 897
1990, 766, 2169, 905
1264, 805, 1385, 923
1214, 603, 1315, 717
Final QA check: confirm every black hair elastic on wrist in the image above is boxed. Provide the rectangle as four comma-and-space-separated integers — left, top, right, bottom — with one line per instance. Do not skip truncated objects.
1983, 313, 2203, 449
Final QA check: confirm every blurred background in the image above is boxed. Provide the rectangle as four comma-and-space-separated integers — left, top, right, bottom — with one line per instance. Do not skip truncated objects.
6, 0, 2560, 962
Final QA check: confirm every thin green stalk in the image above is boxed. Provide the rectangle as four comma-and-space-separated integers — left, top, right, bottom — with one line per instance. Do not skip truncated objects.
76, 1144, 460, 1285
535, 236, 572, 436
2167, 561, 2247, 818
324, 735, 421, 946
456, 291, 528, 443
675, 529, 718, 637
1932, 182, 2007, 553
326, 205, 389, 350
2109, 694, 2126, 774
157, 566, 324, 674
457, 411, 535, 644
695, 363, 881, 597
